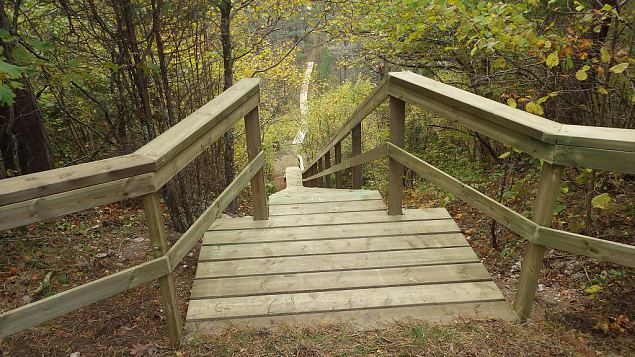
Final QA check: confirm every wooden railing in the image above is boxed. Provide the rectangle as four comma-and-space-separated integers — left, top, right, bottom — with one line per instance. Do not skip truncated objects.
0, 79, 268, 344
302, 71, 635, 322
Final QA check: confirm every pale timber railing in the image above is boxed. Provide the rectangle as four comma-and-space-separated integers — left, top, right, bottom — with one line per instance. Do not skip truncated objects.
0, 78, 268, 344
302, 71, 635, 321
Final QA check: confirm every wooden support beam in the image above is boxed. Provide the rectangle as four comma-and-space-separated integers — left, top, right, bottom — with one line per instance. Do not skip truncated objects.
311, 164, 318, 187
352, 123, 362, 189
317, 158, 324, 187
513, 163, 563, 321
335, 142, 343, 188
142, 193, 182, 346
388, 96, 405, 215
244, 107, 268, 220
324, 151, 332, 188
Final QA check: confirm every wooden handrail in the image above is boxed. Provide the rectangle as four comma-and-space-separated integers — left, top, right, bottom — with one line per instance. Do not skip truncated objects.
0, 78, 260, 231
0, 79, 267, 345
304, 72, 635, 175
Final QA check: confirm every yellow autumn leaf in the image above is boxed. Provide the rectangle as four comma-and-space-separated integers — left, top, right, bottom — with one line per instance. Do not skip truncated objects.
609, 63, 629, 74
507, 98, 517, 108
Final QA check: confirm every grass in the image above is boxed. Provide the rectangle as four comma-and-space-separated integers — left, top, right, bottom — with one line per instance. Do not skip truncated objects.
178, 317, 632, 356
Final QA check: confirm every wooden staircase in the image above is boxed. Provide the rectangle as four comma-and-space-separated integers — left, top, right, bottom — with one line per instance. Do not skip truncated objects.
184, 167, 516, 332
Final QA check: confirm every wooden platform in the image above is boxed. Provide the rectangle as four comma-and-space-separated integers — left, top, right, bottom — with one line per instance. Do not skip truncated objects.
185, 172, 516, 332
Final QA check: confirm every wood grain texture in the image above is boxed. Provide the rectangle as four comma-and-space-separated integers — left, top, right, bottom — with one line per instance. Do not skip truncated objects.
513, 163, 562, 321
269, 199, 385, 215
186, 300, 517, 331
0, 257, 169, 338
387, 144, 536, 240
204, 219, 460, 245
209, 209, 450, 230
200, 233, 468, 260
388, 96, 405, 215
0, 154, 155, 206
269, 190, 382, 205
187, 281, 505, 321
166, 152, 265, 267
136, 78, 259, 168
194, 247, 479, 278
190, 263, 490, 299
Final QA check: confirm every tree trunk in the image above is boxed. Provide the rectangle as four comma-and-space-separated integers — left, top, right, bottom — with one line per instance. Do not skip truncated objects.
0, 1, 53, 176
219, 0, 235, 190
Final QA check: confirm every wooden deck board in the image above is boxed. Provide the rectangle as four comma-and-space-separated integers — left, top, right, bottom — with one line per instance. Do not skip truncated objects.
190, 263, 490, 299
209, 209, 451, 230
203, 219, 461, 245
199, 233, 468, 260
186, 186, 516, 332
269, 199, 386, 215
186, 281, 505, 321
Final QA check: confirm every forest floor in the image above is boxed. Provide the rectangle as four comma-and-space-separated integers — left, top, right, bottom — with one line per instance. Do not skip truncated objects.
1, 161, 633, 356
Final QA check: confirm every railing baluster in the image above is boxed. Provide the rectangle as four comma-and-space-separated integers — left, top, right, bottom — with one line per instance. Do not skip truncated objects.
335, 142, 343, 188
513, 163, 563, 321
352, 123, 362, 189
244, 106, 268, 220
317, 158, 324, 187
142, 193, 182, 346
388, 96, 405, 215
324, 150, 332, 187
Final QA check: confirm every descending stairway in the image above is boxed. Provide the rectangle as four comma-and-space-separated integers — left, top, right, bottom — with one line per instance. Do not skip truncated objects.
185, 167, 516, 332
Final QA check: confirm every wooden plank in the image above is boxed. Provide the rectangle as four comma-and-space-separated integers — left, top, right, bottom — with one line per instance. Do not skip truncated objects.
387, 72, 561, 143
209, 209, 451, 231
335, 142, 343, 188
557, 124, 635, 153
0, 257, 169, 338
186, 281, 504, 321
304, 79, 388, 170
324, 150, 332, 187
244, 107, 268, 220
136, 78, 260, 169
535, 227, 635, 268
269, 199, 386, 215
0, 172, 156, 231
388, 96, 405, 215
302, 144, 388, 182
186, 300, 517, 330
352, 123, 362, 189
142, 193, 182, 344
269, 190, 382, 205
385, 84, 555, 163
204, 219, 460, 245
200, 233, 468, 260
387, 144, 537, 240
166, 152, 265, 267
190, 263, 489, 299
194, 247, 479, 278
153, 94, 259, 189
513, 163, 562, 321
552, 145, 635, 174
0, 154, 155, 206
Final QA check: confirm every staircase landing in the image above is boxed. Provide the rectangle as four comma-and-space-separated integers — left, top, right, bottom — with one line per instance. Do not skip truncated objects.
185, 168, 516, 332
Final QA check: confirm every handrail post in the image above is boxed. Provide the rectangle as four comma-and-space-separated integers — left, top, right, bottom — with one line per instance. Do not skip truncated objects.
335, 142, 343, 188
324, 150, 332, 187
317, 158, 324, 187
388, 96, 405, 215
244, 106, 268, 220
311, 164, 318, 187
513, 162, 563, 321
351, 123, 362, 189
142, 193, 182, 346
